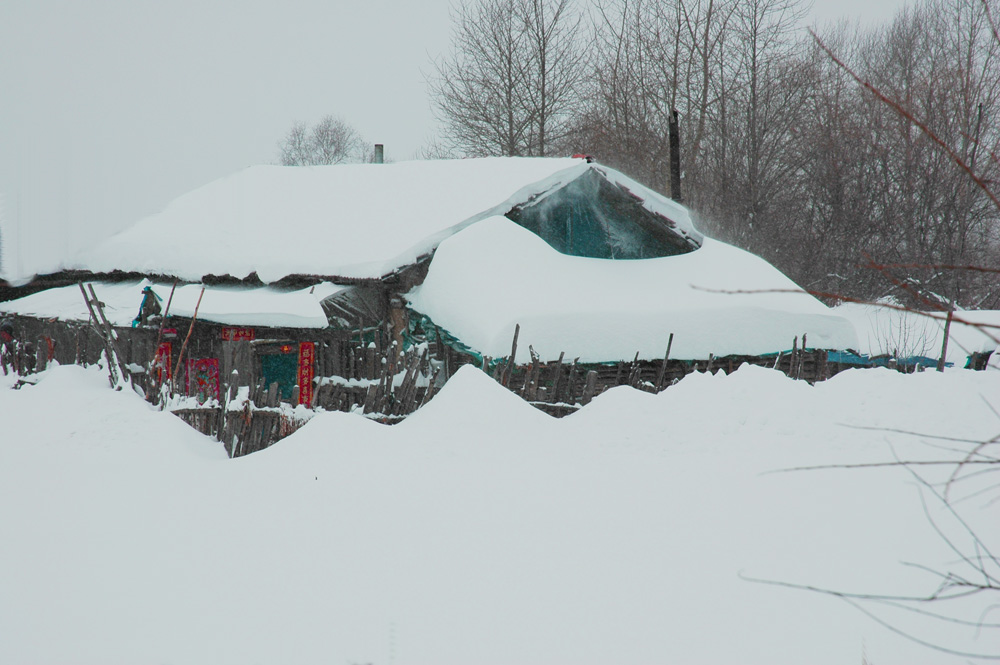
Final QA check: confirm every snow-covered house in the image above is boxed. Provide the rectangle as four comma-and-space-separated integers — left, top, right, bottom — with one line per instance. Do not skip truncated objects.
0, 156, 858, 417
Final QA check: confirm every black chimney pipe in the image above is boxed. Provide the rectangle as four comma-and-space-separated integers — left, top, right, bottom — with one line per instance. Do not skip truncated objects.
668, 109, 682, 203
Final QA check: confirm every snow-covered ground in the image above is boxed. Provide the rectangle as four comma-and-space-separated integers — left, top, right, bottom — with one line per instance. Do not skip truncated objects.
1, 361, 997, 664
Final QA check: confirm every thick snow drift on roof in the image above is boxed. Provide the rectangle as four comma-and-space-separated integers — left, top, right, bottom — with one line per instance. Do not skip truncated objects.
69, 157, 589, 283
407, 216, 859, 361
0, 281, 339, 329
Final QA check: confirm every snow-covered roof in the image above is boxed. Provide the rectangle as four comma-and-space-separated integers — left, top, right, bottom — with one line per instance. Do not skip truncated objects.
406, 217, 859, 361
0, 280, 341, 329
66, 157, 700, 284
12, 157, 860, 359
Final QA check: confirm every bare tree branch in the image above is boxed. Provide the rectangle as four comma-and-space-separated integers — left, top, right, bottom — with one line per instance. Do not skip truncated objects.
808, 28, 1000, 213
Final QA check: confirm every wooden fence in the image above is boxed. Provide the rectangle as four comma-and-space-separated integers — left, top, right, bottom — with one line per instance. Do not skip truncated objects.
6, 307, 963, 457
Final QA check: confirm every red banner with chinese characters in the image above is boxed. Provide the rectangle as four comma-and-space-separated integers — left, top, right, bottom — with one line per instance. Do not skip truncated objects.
298, 342, 315, 406
154, 342, 172, 382
221, 326, 255, 341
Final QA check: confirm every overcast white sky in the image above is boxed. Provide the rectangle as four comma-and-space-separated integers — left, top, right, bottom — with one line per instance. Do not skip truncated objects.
0, 0, 909, 281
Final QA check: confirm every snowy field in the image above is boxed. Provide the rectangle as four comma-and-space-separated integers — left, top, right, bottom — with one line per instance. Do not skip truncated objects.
1, 360, 998, 664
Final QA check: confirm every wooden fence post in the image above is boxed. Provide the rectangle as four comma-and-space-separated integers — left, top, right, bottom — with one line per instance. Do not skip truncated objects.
581, 370, 598, 405
937, 304, 954, 372
503, 324, 520, 387
655, 333, 674, 392
550, 352, 565, 403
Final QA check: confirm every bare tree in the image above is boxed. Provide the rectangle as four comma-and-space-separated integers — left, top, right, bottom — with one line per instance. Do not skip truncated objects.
520, 0, 588, 155
428, 0, 585, 157
804, 0, 1000, 307
429, 0, 534, 156
778, 25, 890, 296
578, 0, 809, 238
697, 0, 810, 253
278, 115, 365, 166
281, 122, 312, 167
651, 0, 736, 191
575, 0, 670, 185
691, 0, 1000, 307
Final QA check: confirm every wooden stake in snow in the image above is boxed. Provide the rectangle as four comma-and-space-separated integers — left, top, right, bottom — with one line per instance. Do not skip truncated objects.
581, 370, 598, 405
550, 351, 565, 403
172, 286, 206, 393
799, 333, 808, 379
937, 302, 954, 372
503, 324, 520, 387
655, 333, 675, 392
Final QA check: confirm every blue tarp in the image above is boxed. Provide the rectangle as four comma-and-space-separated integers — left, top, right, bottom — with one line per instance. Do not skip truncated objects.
820, 349, 951, 369
409, 314, 959, 371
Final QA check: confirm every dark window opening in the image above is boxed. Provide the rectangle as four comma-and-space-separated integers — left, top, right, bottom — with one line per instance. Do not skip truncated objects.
505, 169, 697, 260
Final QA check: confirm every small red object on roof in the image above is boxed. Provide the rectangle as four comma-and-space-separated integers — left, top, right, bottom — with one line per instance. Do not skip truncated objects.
572, 153, 594, 162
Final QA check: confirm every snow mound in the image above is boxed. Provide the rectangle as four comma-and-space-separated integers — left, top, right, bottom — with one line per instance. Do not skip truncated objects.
408, 216, 859, 361
673, 360, 803, 394
249, 408, 389, 464
567, 363, 812, 449
564, 382, 662, 428
400, 364, 553, 432
661, 364, 814, 439
3, 363, 1000, 664
0, 364, 226, 463
817, 365, 1000, 441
